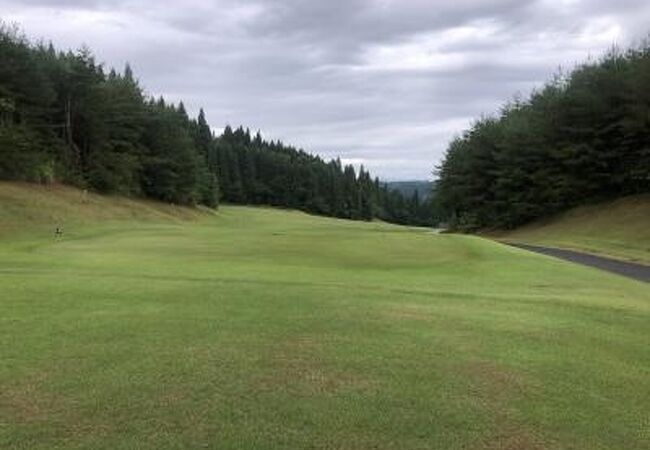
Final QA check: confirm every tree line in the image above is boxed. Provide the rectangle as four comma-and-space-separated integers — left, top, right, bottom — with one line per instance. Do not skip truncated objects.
0, 23, 437, 226
435, 42, 650, 230
214, 125, 437, 224
0, 24, 218, 207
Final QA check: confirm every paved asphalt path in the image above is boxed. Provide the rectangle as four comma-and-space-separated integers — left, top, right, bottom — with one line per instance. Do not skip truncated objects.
507, 243, 650, 283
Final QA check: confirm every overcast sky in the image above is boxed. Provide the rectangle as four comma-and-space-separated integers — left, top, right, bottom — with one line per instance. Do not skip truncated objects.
2, 0, 649, 180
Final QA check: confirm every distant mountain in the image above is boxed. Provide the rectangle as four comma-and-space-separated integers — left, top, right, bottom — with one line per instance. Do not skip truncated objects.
385, 181, 433, 200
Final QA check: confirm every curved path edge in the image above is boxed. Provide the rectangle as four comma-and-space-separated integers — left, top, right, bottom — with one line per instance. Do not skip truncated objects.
505, 242, 650, 283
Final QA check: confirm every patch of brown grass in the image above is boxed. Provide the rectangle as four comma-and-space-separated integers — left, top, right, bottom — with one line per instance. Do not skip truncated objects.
481, 426, 549, 450
460, 360, 523, 397
382, 303, 432, 321
0, 181, 210, 239
456, 360, 554, 450
251, 337, 377, 396
0, 373, 53, 423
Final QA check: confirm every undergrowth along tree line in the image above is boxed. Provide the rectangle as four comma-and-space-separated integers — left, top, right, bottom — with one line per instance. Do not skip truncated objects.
435, 42, 650, 230
0, 23, 436, 226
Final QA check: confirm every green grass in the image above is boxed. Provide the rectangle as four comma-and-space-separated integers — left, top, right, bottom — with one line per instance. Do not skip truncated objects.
492, 195, 650, 264
0, 182, 207, 239
1, 183, 649, 449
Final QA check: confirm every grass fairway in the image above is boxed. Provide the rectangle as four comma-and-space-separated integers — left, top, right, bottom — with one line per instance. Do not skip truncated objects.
493, 195, 650, 265
1, 184, 649, 449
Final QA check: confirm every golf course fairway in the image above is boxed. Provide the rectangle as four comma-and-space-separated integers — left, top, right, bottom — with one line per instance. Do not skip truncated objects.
1, 185, 648, 449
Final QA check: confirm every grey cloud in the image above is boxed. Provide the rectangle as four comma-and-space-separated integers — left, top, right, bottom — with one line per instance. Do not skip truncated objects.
2, 0, 649, 179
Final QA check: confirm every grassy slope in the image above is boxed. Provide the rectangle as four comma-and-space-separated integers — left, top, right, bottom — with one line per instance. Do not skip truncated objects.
0, 182, 207, 238
493, 195, 650, 264
1, 183, 649, 450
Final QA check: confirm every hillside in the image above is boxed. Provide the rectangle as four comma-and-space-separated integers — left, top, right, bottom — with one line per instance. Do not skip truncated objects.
385, 180, 432, 199
0, 25, 420, 226
435, 43, 650, 229
1, 183, 649, 449
493, 194, 650, 264
0, 182, 208, 238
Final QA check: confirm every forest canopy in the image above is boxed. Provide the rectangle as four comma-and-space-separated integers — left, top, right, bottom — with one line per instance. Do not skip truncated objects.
435, 41, 650, 230
0, 23, 436, 226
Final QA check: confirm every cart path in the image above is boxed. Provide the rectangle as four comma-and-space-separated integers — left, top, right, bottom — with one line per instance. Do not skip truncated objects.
507, 243, 650, 283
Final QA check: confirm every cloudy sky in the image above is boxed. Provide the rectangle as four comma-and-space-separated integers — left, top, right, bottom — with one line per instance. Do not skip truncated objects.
2, 1, 649, 179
